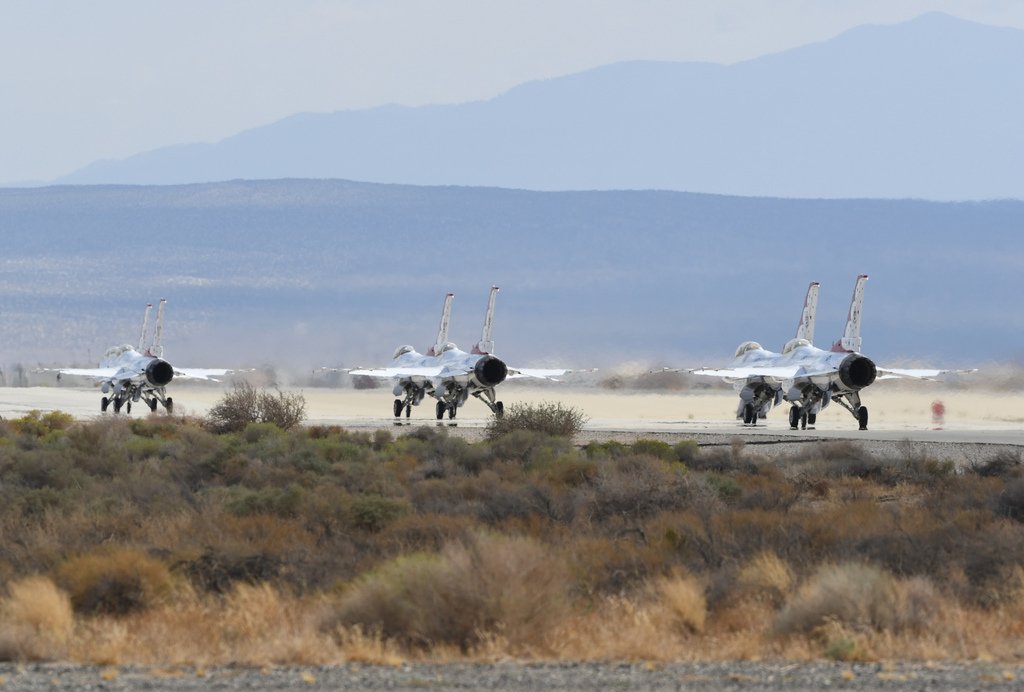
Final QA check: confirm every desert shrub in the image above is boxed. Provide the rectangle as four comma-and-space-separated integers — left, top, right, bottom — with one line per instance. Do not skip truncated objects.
728, 551, 794, 609
486, 429, 576, 468
206, 382, 307, 433
773, 562, 939, 636
583, 440, 630, 459
485, 401, 587, 439
375, 513, 475, 556
568, 536, 660, 596
970, 451, 1023, 478
350, 494, 410, 533
178, 550, 283, 594
327, 531, 568, 651
997, 478, 1024, 522
57, 547, 175, 615
0, 575, 74, 661
674, 440, 700, 464
703, 473, 742, 503
8, 410, 75, 438
651, 571, 707, 633
631, 439, 676, 461
223, 483, 307, 518
574, 454, 689, 522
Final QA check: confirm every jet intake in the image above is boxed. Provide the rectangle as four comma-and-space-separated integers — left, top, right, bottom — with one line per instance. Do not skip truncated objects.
145, 359, 175, 387
472, 355, 508, 388
838, 354, 876, 390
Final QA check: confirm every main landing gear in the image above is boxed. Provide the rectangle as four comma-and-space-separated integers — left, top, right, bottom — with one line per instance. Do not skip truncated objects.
101, 384, 173, 415
392, 384, 425, 419
435, 400, 457, 420
788, 406, 817, 431
832, 392, 869, 431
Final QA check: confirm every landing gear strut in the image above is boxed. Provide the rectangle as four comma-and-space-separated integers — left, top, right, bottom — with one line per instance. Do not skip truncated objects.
833, 392, 868, 431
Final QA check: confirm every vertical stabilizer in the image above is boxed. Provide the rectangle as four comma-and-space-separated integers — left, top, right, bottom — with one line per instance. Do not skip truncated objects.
473, 286, 499, 355
150, 298, 166, 358
795, 282, 820, 344
138, 303, 153, 352
832, 275, 868, 353
427, 293, 454, 356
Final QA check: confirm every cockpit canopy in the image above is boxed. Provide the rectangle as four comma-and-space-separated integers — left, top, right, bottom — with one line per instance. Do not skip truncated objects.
734, 341, 763, 358
782, 338, 811, 354
439, 342, 457, 354
104, 344, 136, 359
392, 345, 415, 359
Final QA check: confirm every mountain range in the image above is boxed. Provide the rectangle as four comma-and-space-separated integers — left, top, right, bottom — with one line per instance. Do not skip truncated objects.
56, 13, 1024, 201
1, 180, 1019, 370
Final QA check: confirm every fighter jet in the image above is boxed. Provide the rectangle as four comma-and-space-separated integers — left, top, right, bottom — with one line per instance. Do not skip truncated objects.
351, 286, 568, 419
52, 299, 236, 414
691, 275, 971, 430
708, 281, 821, 427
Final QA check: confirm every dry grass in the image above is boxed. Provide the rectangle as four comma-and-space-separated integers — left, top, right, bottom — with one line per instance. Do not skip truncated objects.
326, 531, 569, 654
0, 570, 1019, 665
0, 576, 74, 661
773, 562, 939, 637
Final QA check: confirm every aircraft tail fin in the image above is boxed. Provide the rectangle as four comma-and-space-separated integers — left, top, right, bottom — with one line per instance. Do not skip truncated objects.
795, 281, 820, 344
149, 298, 166, 358
832, 275, 868, 353
427, 292, 454, 356
138, 303, 153, 352
473, 286, 499, 355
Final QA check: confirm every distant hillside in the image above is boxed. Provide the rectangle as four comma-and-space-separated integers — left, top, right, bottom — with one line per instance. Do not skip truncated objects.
56, 13, 1024, 201
1, 180, 1020, 371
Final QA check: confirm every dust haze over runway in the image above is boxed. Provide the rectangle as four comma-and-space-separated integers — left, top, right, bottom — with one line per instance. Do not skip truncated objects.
4, 382, 1022, 454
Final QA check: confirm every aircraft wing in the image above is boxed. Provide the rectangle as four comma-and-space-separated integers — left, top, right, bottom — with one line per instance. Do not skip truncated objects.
876, 367, 976, 381
348, 366, 447, 378
507, 368, 568, 380
174, 368, 238, 381
690, 366, 803, 379
50, 367, 120, 379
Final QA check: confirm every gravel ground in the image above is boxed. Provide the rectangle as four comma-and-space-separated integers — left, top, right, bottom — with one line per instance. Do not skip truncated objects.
418, 426, 1021, 469
2, 661, 1023, 690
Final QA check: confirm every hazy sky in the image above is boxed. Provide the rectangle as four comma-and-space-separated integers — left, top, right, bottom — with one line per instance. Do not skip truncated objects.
4, 0, 1024, 185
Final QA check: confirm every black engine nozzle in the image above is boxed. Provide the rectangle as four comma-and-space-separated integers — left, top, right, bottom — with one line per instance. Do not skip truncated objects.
838, 354, 876, 390
145, 359, 175, 387
473, 355, 508, 388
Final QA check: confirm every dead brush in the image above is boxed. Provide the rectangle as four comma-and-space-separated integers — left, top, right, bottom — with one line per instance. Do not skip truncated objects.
57, 546, 175, 616
773, 562, 939, 637
0, 575, 74, 661
325, 531, 569, 653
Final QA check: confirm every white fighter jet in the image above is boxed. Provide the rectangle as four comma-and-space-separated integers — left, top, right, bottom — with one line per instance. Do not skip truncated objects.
698, 281, 821, 427
351, 286, 568, 419
53, 299, 236, 414
692, 275, 971, 431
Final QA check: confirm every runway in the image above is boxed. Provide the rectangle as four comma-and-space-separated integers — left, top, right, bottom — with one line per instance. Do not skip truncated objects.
2, 384, 1022, 450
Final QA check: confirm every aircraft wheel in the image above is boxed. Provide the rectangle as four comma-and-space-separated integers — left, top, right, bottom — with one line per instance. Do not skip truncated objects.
405, 403, 412, 418
435, 401, 445, 420
101, 396, 109, 412
393, 399, 404, 417
800, 410, 808, 430
126, 402, 132, 414
149, 399, 158, 412
113, 399, 123, 413
165, 398, 173, 414
494, 401, 504, 418
857, 406, 869, 431
788, 405, 800, 430
448, 404, 457, 420
807, 413, 817, 426
743, 403, 755, 425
